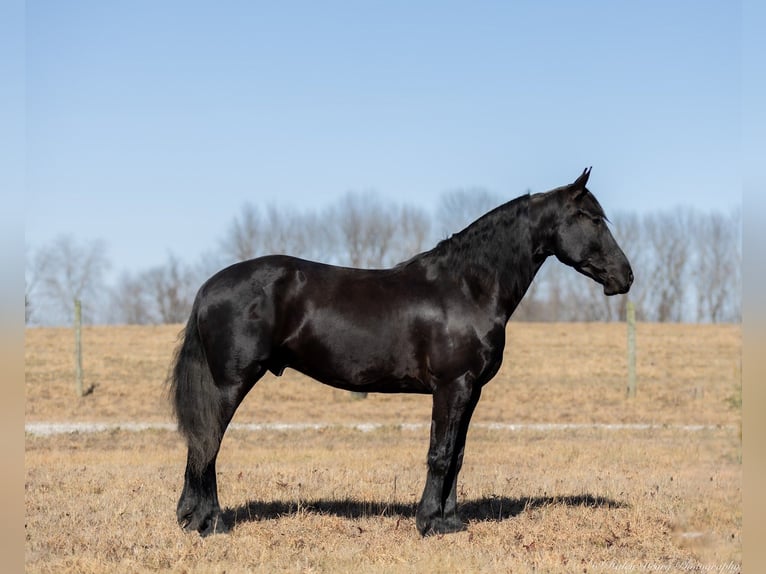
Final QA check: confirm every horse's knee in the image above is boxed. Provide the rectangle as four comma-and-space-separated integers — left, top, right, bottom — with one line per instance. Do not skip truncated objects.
427, 450, 451, 475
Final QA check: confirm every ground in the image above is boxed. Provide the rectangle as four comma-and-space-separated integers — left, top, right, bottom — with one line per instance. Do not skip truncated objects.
25, 322, 741, 573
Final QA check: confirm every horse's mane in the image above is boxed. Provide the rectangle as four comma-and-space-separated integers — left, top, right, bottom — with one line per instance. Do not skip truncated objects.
400, 194, 535, 298
426, 194, 529, 261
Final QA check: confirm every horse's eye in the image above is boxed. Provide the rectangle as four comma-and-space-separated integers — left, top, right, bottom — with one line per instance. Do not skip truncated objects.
578, 211, 601, 225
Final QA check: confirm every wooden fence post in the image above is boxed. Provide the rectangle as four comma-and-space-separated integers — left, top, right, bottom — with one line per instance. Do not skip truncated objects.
626, 300, 636, 398
74, 298, 84, 397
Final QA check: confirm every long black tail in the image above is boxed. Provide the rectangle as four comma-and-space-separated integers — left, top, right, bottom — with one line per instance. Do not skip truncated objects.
169, 299, 222, 473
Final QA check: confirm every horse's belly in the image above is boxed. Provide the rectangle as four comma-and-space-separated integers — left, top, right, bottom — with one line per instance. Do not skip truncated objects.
278, 330, 432, 394
300, 368, 433, 394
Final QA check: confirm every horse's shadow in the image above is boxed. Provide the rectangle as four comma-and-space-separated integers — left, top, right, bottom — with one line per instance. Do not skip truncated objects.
222, 493, 625, 529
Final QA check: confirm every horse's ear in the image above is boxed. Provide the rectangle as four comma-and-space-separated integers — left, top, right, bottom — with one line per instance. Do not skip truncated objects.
571, 167, 591, 191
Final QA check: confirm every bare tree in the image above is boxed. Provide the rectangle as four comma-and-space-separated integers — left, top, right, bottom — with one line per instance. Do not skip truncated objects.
512, 260, 550, 321
332, 193, 433, 267
541, 261, 567, 321
110, 272, 153, 325
606, 212, 647, 321
693, 209, 741, 322
330, 191, 398, 268
194, 249, 229, 287
389, 204, 432, 263
109, 254, 195, 324
144, 255, 195, 324
25, 292, 32, 324
564, 274, 621, 321
220, 203, 333, 265
33, 235, 109, 324
641, 210, 693, 322
259, 204, 294, 255
30, 197, 742, 326
221, 203, 261, 262
294, 209, 335, 263
538, 208, 741, 323
261, 205, 333, 262
436, 187, 503, 238
25, 245, 40, 324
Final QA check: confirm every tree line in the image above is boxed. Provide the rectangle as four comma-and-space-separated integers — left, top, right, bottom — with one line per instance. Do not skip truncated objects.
25, 190, 741, 326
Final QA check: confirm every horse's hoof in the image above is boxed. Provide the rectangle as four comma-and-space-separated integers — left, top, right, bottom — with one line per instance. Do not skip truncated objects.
178, 505, 230, 536
417, 515, 467, 537
198, 512, 231, 537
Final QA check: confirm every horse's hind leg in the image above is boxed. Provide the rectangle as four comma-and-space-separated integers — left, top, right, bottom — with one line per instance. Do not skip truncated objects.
178, 451, 225, 535
176, 361, 266, 537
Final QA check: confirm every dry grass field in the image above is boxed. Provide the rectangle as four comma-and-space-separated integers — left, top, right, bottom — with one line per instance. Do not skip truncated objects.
25, 322, 741, 573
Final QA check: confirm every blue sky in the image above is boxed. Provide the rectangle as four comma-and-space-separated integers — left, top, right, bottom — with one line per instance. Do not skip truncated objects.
24, 0, 742, 280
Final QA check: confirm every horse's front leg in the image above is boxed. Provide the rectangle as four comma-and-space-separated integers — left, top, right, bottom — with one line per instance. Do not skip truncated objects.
441, 387, 481, 528
416, 379, 476, 536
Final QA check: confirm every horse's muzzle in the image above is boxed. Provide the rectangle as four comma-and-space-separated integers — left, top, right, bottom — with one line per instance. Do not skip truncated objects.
603, 266, 634, 296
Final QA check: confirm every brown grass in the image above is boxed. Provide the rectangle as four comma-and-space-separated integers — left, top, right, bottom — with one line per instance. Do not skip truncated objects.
25, 323, 742, 573
25, 322, 741, 426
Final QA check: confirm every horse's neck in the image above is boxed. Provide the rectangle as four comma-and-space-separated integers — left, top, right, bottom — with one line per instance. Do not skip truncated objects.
528, 190, 559, 262
491, 194, 561, 319
495, 245, 547, 321
442, 196, 550, 320
486, 191, 563, 318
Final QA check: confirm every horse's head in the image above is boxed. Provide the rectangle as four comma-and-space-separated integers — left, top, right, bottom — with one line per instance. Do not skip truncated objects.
542, 167, 633, 295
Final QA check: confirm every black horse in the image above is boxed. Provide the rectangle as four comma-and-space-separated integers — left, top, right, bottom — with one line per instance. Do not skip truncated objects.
169, 167, 633, 537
